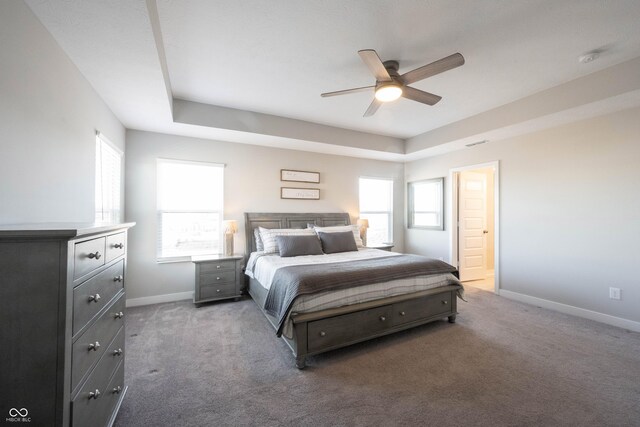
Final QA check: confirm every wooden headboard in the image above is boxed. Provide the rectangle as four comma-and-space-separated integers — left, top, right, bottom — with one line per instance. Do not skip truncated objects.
244, 212, 351, 255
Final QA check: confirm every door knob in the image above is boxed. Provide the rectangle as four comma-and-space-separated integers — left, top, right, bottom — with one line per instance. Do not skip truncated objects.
483, 230, 489, 234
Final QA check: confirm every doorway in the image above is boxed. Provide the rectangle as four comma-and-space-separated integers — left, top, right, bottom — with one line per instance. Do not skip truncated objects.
450, 161, 499, 293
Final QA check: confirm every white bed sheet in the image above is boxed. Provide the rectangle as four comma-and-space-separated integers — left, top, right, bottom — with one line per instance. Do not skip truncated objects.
246, 249, 460, 338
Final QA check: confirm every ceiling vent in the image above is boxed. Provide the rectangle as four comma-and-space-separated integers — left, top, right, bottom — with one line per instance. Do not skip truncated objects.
465, 140, 488, 147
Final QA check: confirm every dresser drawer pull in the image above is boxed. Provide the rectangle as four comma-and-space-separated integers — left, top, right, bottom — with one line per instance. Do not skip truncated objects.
216, 289, 221, 293
399, 311, 406, 316
88, 389, 101, 399
113, 275, 124, 282
88, 293, 101, 303
379, 316, 386, 322
216, 265, 221, 269
216, 277, 221, 280
113, 348, 123, 356
112, 386, 122, 394
442, 300, 448, 305
87, 251, 102, 260
113, 243, 124, 249
88, 341, 101, 351
319, 331, 326, 337
114, 312, 124, 319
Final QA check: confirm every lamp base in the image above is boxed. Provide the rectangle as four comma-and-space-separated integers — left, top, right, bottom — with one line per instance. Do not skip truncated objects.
224, 233, 234, 256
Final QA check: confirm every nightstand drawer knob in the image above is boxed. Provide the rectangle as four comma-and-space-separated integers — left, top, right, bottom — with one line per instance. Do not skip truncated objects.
112, 386, 122, 394
88, 293, 101, 303
442, 300, 448, 305
88, 389, 101, 399
379, 316, 386, 322
87, 251, 101, 260
319, 331, 326, 337
113, 275, 123, 282
88, 341, 100, 351
216, 277, 221, 280
399, 311, 406, 316
113, 243, 124, 249
113, 348, 123, 356
216, 289, 221, 293
114, 312, 124, 319
216, 265, 221, 269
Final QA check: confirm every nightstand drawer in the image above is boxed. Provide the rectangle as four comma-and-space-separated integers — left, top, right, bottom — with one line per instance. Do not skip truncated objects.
200, 259, 236, 273
74, 237, 106, 280
200, 282, 237, 299
200, 270, 236, 286
73, 260, 124, 335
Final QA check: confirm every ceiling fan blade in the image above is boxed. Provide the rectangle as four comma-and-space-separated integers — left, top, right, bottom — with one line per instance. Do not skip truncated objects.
358, 49, 392, 82
401, 53, 465, 85
321, 85, 375, 97
363, 98, 383, 117
402, 86, 442, 105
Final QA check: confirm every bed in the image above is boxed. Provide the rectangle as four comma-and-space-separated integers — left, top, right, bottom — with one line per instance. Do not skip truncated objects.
244, 212, 463, 369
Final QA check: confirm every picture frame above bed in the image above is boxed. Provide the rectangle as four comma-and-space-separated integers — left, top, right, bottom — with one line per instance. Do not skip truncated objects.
281, 187, 320, 200
281, 169, 320, 183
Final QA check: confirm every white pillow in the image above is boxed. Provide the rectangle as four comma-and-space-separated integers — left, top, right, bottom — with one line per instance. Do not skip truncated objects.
258, 227, 316, 254
313, 225, 363, 247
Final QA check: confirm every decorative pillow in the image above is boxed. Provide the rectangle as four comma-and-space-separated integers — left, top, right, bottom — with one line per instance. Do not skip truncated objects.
313, 224, 363, 247
317, 231, 358, 254
276, 235, 324, 257
254, 228, 264, 252
258, 227, 316, 254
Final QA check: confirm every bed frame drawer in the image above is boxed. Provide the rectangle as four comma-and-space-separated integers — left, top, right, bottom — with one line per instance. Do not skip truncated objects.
392, 291, 453, 326
307, 305, 392, 353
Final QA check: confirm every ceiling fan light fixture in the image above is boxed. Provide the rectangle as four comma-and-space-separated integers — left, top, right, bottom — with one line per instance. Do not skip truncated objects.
375, 83, 402, 102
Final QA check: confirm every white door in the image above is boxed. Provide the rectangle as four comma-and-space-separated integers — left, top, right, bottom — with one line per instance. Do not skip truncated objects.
458, 171, 487, 281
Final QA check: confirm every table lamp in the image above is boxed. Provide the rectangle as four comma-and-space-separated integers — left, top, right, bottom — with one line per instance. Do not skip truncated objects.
223, 220, 238, 256
357, 218, 369, 247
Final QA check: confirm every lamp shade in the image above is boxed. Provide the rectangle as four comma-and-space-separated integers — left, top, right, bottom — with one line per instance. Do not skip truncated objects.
223, 220, 238, 234
357, 219, 369, 229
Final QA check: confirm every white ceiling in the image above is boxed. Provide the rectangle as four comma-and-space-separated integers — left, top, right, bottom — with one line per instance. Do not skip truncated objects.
25, 0, 640, 158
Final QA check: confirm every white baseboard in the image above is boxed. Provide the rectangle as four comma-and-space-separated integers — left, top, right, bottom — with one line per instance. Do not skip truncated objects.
499, 289, 640, 333
126, 291, 194, 308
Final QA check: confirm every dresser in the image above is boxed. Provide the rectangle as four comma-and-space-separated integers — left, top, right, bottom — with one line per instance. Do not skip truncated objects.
0, 223, 134, 427
191, 254, 243, 305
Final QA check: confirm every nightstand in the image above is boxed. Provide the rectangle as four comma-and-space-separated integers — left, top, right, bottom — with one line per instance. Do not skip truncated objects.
366, 243, 394, 252
191, 254, 244, 304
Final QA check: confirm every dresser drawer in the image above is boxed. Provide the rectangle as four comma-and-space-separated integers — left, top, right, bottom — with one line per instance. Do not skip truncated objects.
72, 354, 124, 427
105, 232, 126, 262
74, 237, 106, 280
200, 282, 237, 299
73, 260, 124, 335
307, 305, 392, 353
200, 270, 236, 286
392, 292, 453, 327
72, 294, 125, 392
200, 259, 236, 273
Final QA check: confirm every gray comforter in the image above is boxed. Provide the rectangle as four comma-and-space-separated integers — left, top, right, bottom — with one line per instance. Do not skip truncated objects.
264, 254, 459, 336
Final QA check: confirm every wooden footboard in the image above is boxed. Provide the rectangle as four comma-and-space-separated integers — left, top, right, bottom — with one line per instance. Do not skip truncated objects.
249, 278, 460, 369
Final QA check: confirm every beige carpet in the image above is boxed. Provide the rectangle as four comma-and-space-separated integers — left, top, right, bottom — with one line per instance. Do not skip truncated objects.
115, 287, 640, 427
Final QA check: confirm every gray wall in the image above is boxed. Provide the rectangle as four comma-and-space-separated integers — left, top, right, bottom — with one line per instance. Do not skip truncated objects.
405, 107, 640, 323
125, 130, 405, 301
0, 1, 124, 224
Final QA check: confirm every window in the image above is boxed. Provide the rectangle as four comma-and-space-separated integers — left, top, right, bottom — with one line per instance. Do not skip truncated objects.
359, 177, 393, 246
157, 159, 224, 261
408, 178, 444, 230
95, 132, 122, 223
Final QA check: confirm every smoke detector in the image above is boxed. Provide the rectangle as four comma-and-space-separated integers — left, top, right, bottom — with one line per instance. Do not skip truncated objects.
579, 52, 600, 64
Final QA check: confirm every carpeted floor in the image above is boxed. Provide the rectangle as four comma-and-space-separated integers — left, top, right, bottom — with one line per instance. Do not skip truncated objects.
114, 287, 640, 427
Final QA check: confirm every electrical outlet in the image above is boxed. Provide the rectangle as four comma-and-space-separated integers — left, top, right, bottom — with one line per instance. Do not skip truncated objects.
609, 287, 621, 300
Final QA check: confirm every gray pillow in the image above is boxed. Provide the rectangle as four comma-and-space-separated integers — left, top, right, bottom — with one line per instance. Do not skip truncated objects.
276, 235, 324, 257
254, 228, 264, 252
317, 230, 358, 254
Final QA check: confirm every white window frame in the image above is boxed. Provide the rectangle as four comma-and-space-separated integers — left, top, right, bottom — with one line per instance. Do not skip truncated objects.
358, 176, 394, 245
95, 131, 123, 223
156, 158, 225, 263
408, 177, 444, 230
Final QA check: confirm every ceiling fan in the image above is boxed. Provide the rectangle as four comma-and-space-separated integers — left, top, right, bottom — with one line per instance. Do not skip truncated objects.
321, 49, 465, 117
